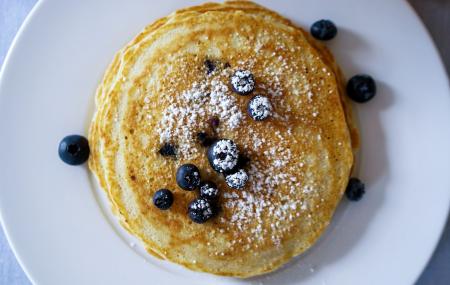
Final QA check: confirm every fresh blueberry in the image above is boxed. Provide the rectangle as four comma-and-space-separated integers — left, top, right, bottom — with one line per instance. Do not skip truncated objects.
310, 19, 338, 41
58, 135, 90, 165
199, 181, 219, 200
188, 198, 214, 223
159, 143, 177, 157
197, 132, 216, 147
153, 189, 174, 210
225, 169, 248, 190
230, 70, 255, 95
347, 74, 377, 103
207, 139, 239, 173
176, 164, 201, 191
345, 178, 365, 201
247, 95, 272, 121
204, 59, 216, 75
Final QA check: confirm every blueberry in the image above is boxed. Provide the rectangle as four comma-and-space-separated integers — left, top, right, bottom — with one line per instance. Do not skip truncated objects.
176, 164, 201, 191
347, 74, 377, 103
230, 70, 255, 95
153, 189, 174, 210
247, 95, 272, 121
188, 198, 214, 223
199, 181, 219, 200
159, 143, 177, 157
207, 139, 239, 173
225, 169, 248, 190
58, 135, 90, 165
197, 132, 216, 147
204, 59, 216, 75
345, 178, 365, 201
310, 19, 338, 41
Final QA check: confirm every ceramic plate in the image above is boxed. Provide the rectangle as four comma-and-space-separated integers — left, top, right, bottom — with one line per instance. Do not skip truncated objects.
0, 0, 449, 284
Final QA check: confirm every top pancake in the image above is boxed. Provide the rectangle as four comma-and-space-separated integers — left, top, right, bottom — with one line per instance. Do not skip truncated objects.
89, 1, 356, 278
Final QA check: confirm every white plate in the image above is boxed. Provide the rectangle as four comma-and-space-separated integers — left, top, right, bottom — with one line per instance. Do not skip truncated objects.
0, 0, 449, 284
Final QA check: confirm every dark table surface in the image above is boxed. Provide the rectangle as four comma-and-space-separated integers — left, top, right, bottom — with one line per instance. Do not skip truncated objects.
0, 0, 449, 284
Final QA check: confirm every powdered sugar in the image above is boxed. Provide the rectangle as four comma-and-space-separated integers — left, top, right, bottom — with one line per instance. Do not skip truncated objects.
209, 79, 243, 128
153, 55, 322, 247
222, 125, 312, 246
156, 77, 243, 160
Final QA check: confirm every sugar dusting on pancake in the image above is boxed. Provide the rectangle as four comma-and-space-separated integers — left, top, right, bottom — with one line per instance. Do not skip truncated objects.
89, 0, 356, 277
156, 71, 243, 160
153, 54, 334, 246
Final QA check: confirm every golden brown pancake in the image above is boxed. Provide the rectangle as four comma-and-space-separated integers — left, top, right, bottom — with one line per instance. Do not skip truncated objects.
89, 1, 356, 277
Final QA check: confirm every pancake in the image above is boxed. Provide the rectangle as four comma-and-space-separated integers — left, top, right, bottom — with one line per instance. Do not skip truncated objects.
89, 1, 356, 278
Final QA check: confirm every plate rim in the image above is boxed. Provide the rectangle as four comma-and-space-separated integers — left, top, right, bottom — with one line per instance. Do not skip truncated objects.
0, 0, 46, 284
0, 0, 449, 284
396, 2, 450, 284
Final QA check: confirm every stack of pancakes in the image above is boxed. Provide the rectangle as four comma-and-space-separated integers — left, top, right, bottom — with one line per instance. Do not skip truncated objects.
89, 1, 358, 277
